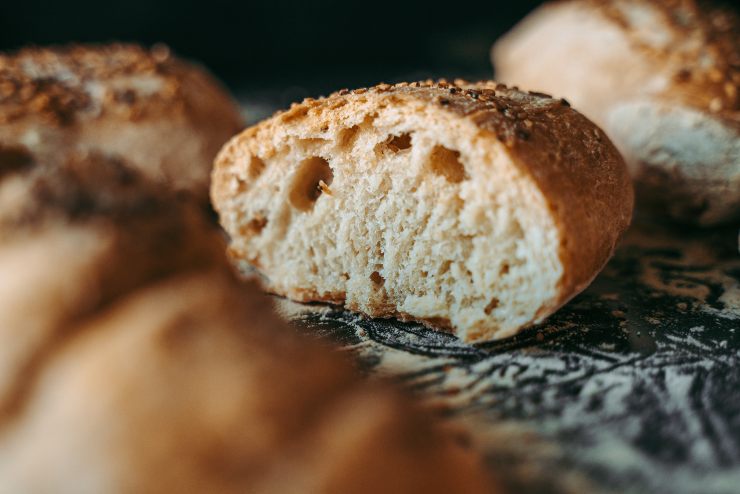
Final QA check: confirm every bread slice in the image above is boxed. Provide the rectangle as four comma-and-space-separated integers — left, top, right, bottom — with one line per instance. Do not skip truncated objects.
212, 80, 633, 342
492, 0, 740, 225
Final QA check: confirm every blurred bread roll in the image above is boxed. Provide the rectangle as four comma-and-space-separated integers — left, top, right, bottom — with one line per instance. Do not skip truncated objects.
0, 269, 492, 494
0, 150, 494, 493
0, 43, 244, 201
493, 0, 740, 225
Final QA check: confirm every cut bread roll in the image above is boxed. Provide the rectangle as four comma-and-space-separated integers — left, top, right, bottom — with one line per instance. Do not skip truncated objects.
493, 0, 740, 225
212, 80, 633, 342
0, 43, 244, 202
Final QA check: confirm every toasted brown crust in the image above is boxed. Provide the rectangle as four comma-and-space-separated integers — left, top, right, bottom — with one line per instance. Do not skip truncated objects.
214, 79, 633, 332
281, 289, 457, 334
0, 267, 494, 493
0, 150, 224, 332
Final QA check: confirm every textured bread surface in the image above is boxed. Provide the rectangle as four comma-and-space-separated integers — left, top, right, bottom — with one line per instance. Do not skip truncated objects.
212, 80, 633, 342
0, 150, 494, 493
493, 0, 740, 225
0, 43, 244, 201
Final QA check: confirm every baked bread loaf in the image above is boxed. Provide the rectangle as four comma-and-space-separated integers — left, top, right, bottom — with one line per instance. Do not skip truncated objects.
0, 150, 494, 493
0, 43, 244, 202
492, 0, 740, 225
212, 80, 633, 342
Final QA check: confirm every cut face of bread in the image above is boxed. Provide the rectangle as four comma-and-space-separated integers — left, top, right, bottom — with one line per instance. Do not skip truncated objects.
212, 81, 633, 342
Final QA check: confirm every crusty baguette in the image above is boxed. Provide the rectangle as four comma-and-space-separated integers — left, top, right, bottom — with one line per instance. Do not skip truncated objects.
0, 149, 494, 493
0, 43, 244, 201
493, 0, 740, 225
212, 80, 633, 342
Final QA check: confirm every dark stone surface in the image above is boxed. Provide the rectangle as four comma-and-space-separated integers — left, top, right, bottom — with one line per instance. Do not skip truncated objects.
283, 221, 740, 494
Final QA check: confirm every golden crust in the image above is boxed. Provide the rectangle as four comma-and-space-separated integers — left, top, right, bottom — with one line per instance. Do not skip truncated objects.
458, 80, 634, 310
214, 79, 633, 335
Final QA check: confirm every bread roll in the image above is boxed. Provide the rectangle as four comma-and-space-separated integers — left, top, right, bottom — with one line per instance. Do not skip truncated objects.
0, 150, 494, 493
0, 43, 244, 201
493, 0, 740, 225
212, 80, 633, 342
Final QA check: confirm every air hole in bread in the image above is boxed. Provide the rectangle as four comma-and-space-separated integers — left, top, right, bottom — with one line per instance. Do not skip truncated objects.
428, 145, 467, 183
243, 216, 268, 235
370, 271, 385, 286
484, 297, 500, 315
385, 133, 413, 152
247, 156, 266, 179
288, 156, 334, 212
338, 125, 360, 149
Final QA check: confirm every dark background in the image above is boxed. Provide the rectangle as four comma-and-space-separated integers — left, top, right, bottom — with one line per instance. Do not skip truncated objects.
0, 0, 544, 104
